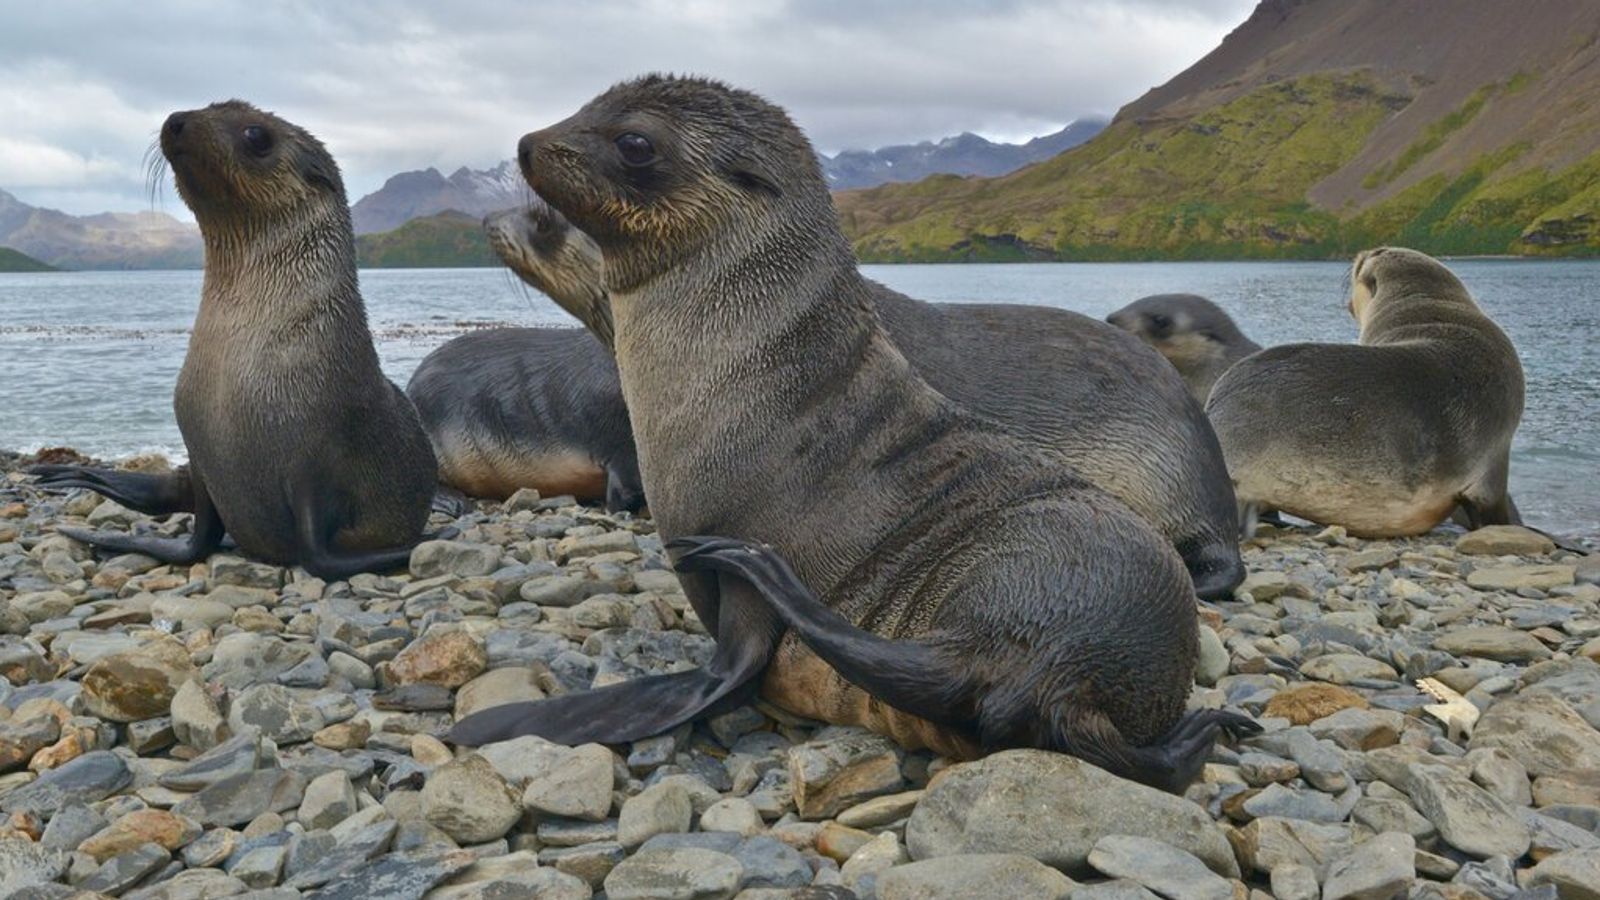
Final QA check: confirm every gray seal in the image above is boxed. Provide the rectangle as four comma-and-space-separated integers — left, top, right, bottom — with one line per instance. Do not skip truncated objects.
451, 75, 1254, 792
1207, 247, 1524, 536
1107, 293, 1262, 405
484, 202, 1243, 600
30, 101, 438, 578
405, 323, 643, 512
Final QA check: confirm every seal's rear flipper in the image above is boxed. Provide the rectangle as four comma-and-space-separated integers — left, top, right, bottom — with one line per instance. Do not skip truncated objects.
452, 538, 781, 748
669, 536, 976, 728
449, 667, 759, 746
29, 465, 194, 516
55, 479, 225, 566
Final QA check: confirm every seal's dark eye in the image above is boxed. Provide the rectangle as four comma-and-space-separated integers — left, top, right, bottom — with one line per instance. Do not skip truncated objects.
1148, 313, 1172, 333
242, 125, 273, 156
614, 132, 656, 167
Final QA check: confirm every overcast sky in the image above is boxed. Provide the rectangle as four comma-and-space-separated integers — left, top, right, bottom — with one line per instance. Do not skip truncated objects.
1, 0, 1255, 217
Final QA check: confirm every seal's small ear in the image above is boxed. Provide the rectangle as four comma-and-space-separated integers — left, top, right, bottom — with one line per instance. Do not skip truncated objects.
720, 148, 782, 198
1358, 247, 1387, 291
298, 153, 342, 195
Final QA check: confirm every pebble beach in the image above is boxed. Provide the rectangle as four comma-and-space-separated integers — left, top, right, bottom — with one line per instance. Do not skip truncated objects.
1, 449, 1598, 900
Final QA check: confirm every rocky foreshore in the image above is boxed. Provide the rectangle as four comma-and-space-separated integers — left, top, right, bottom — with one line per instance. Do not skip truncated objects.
1, 450, 1598, 900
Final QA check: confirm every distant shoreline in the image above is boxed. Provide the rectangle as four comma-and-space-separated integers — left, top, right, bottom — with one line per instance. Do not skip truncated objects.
7, 253, 1600, 275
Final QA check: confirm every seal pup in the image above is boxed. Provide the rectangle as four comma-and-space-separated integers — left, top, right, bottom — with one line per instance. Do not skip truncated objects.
400, 206, 642, 512
1107, 293, 1262, 405
1207, 247, 1524, 537
451, 76, 1254, 792
405, 326, 643, 512
486, 202, 1243, 600
31, 101, 437, 578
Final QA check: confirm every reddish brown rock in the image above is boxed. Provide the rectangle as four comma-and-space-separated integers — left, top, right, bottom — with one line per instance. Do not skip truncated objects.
386, 630, 487, 689
80, 637, 198, 723
1264, 684, 1371, 726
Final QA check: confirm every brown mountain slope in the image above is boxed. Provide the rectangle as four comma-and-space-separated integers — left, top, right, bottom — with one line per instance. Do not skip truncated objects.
838, 0, 1600, 260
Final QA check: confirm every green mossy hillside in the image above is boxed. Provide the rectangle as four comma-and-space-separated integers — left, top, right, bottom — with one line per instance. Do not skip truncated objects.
838, 72, 1600, 262
355, 211, 497, 268
0, 246, 56, 272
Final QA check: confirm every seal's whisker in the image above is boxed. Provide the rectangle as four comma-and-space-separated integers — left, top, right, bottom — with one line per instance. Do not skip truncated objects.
143, 137, 169, 209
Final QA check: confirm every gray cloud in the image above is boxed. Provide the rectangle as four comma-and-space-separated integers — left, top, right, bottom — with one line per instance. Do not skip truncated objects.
1, 0, 1254, 216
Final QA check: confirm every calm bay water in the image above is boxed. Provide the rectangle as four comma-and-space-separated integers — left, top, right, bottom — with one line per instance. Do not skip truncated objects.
1, 261, 1596, 543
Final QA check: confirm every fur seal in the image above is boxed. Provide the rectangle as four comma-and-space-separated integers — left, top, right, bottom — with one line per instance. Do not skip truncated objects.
405, 324, 643, 512
30, 101, 438, 578
450, 75, 1254, 791
1107, 293, 1262, 405
1206, 247, 1524, 537
485, 202, 1244, 600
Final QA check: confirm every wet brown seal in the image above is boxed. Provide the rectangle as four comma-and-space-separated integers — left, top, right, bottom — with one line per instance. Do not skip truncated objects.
450, 75, 1254, 791
1107, 293, 1262, 405
485, 201, 1243, 600
1206, 247, 1524, 537
30, 100, 438, 578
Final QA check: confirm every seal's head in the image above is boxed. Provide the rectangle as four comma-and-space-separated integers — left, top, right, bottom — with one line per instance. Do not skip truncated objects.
1107, 293, 1251, 366
1348, 246, 1472, 333
160, 100, 346, 228
515, 74, 836, 290
484, 199, 614, 346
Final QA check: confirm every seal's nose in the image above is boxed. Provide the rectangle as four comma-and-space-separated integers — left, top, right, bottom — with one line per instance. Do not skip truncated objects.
164, 113, 187, 139
517, 133, 538, 179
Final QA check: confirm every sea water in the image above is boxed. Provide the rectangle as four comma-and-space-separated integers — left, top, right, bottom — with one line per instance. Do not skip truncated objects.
1, 260, 1595, 543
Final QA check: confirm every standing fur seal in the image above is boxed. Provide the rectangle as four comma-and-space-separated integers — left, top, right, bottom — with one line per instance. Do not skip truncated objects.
1108, 293, 1262, 405
30, 101, 437, 578
1207, 247, 1524, 537
450, 75, 1254, 791
484, 202, 1244, 600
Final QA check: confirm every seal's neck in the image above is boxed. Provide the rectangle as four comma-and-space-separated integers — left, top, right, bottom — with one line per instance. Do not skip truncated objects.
195, 204, 370, 347
608, 207, 933, 539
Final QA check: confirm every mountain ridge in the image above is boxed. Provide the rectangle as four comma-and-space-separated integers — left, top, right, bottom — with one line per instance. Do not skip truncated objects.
0, 189, 202, 270
837, 0, 1600, 261
821, 119, 1106, 190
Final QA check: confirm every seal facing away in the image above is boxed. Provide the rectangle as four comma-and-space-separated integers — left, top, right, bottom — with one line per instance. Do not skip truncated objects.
400, 205, 642, 512
405, 325, 643, 511
30, 101, 437, 579
1206, 247, 1524, 537
485, 202, 1242, 599
1108, 293, 1262, 405
451, 75, 1254, 792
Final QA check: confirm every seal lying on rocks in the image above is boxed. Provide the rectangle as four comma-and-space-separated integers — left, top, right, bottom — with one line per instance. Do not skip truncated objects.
1107, 293, 1261, 405
451, 75, 1255, 792
30, 101, 438, 579
482, 201, 1243, 599
398, 206, 643, 512
1207, 247, 1525, 537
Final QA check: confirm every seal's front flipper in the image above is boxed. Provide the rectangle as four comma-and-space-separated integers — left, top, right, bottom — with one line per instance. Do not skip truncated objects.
291, 483, 419, 582
451, 548, 781, 746
1128, 708, 1261, 793
1181, 540, 1244, 602
604, 465, 646, 514
669, 535, 976, 729
29, 465, 194, 516
430, 487, 471, 519
449, 666, 759, 746
1059, 705, 1259, 794
1457, 447, 1518, 528
56, 474, 224, 565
